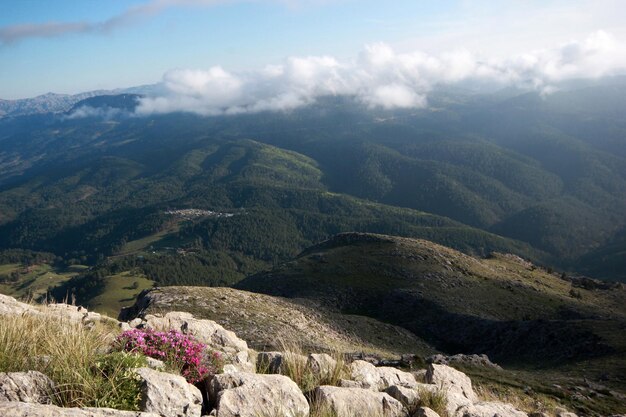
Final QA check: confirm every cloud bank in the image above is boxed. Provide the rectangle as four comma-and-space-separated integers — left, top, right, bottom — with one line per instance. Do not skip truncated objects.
136, 31, 626, 116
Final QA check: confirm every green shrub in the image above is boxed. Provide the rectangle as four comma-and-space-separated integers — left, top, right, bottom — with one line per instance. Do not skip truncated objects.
92, 352, 147, 410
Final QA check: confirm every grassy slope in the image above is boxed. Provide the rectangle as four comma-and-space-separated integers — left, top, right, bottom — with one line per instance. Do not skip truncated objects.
236, 233, 626, 410
0, 262, 154, 316
84, 272, 154, 317
120, 286, 434, 357
0, 263, 78, 300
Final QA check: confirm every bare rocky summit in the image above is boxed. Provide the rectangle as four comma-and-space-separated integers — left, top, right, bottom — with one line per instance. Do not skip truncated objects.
0, 292, 586, 417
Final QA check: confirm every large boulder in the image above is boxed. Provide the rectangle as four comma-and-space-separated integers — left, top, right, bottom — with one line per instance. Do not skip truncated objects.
457, 401, 528, 417
313, 386, 405, 417
349, 360, 380, 390
307, 353, 338, 379
385, 385, 419, 406
0, 371, 55, 404
257, 352, 284, 373
43, 304, 103, 326
136, 312, 254, 372
427, 354, 501, 370
426, 364, 477, 416
135, 368, 202, 417
350, 360, 417, 391
256, 351, 307, 375
417, 407, 442, 417
0, 294, 104, 326
384, 383, 440, 407
209, 372, 309, 417
0, 402, 159, 416
377, 366, 418, 390
0, 294, 31, 315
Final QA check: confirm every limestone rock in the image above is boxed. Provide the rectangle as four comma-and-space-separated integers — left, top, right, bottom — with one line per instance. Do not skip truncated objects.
0, 294, 31, 315
385, 385, 419, 406
313, 386, 405, 417
0, 402, 159, 416
377, 366, 418, 390
426, 364, 477, 416
144, 357, 165, 371
256, 351, 307, 375
0, 294, 105, 326
307, 353, 338, 378
413, 369, 427, 383
257, 352, 285, 373
135, 368, 202, 417
0, 371, 55, 404
338, 379, 362, 388
209, 372, 309, 417
136, 312, 254, 372
44, 304, 102, 325
458, 401, 528, 417
427, 354, 501, 370
417, 407, 442, 417
350, 360, 417, 391
555, 408, 578, 417
350, 360, 381, 390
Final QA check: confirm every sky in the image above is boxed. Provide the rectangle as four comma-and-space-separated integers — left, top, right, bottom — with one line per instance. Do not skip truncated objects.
1, 0, 625, 109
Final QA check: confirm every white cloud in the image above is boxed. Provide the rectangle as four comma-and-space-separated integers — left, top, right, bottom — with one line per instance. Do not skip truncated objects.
136, 31, 626, 116
65, 106, 125, 120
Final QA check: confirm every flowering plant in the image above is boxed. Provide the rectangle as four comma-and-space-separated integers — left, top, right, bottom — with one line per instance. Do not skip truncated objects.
115, 328, 222, 383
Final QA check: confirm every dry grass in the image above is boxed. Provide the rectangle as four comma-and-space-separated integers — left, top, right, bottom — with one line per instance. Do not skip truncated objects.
412, 386, 449, 417
0, 310, 144, 409
256, 339, 350, 394
474, 382, 560, 417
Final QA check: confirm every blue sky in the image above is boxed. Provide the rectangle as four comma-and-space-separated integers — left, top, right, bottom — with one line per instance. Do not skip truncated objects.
1, 0, 625, 99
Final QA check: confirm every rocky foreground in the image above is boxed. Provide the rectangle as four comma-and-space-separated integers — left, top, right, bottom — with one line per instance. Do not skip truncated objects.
0, 293, 600, 417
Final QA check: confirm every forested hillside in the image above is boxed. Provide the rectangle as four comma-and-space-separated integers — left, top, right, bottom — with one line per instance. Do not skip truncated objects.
1, 80, 625, 283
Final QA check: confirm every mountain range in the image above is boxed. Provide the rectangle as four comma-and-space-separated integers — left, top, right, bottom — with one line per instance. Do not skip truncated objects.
1, 79, 625, 282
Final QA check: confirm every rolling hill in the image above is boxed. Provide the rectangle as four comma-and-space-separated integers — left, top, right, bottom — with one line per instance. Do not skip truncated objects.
237, 233, 626, 372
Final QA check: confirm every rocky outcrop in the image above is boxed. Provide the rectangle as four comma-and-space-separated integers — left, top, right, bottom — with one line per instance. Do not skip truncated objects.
0, 294, 32, 315
417, 407, 442, 417
131, 312, 254, 372
384, 383, 440, 407
0, 297, 580, 417
349, 360, 417, 391
0, 402, 159, 416
256, 351, 308, 375
427, 354, 501, 370
426, 364, 478, 416
313, 385, 405, 417
307, 353, 338, 379
257, 352, 285, 373
209, 372, 309, 417
135, 368, 202, 417
458, 401, 528, 417
0, 294, 104, 325
384, 385, 419, 406
0, 371, 55, 404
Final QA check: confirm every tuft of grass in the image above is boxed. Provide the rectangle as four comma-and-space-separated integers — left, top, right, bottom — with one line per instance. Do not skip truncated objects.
0, 311, 145, 410
414, 386, 449, 417
308, 399, 339, 417
269, 339, 349, 393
